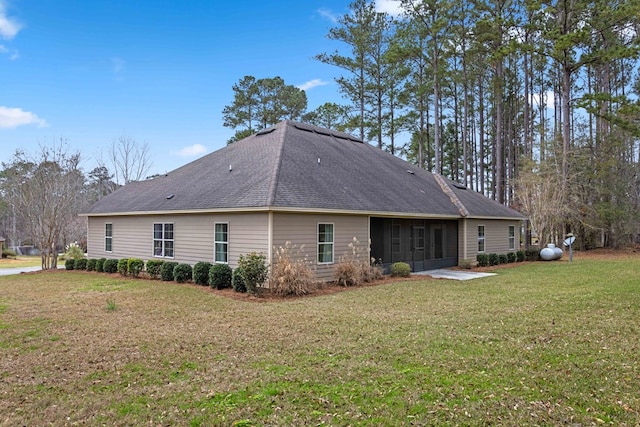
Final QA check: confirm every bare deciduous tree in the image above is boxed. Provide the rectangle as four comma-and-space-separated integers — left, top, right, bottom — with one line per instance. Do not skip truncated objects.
516, 160, 568, 247
107, 136, 152, 184
3, 143, 85, 269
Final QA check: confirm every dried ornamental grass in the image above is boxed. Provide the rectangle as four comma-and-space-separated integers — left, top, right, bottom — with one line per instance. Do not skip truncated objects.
269, 242, 317, 296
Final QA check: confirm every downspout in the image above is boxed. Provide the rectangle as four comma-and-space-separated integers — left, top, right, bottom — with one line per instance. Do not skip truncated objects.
268, 211, 273, 266
462, 218, 468, 261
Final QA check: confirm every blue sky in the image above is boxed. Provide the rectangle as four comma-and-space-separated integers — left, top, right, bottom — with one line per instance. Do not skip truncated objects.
1, 0, 402, 178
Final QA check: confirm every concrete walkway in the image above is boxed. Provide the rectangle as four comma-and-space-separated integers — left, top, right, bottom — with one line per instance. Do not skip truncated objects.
414, 269, 496, 281
0, 265, 65, 277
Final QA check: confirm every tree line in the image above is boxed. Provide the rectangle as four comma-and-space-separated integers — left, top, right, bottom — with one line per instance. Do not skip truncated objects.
223, 0, 640, 248
0, 138, 151, 268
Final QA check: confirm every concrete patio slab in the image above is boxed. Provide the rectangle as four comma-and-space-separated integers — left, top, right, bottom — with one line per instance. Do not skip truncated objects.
414, 269, 496, 281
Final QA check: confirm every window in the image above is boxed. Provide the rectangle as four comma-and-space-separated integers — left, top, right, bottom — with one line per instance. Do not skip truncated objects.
153, 223, 174, 258
214, 223, 229, 263
105, 223, 112, 252
317, 223, 334, 264
508, 225, 515, 250
478, 225, 485, 253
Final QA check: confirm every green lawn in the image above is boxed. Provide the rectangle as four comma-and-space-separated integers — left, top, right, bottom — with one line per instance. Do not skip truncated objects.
0, 255, 639, 426
0, 255, 45, 269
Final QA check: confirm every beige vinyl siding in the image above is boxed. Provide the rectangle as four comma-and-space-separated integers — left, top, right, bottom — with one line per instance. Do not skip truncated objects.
461, 219, 522, 262
87, 213, 268, 267
272, 212, 369, 282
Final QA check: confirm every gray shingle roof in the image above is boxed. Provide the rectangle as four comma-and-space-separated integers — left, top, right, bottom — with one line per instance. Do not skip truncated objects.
83, 120, 523, 219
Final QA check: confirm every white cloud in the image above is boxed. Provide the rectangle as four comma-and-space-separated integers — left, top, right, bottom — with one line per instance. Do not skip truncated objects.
530, 91, 555, 110
174, 144, 207, 157
375, 0, 405, 17
317, 8, 338, 24
0, 106, 48, 129
0, 1, 22, 40
297, 79, 328, 91
0, 43, 18, 59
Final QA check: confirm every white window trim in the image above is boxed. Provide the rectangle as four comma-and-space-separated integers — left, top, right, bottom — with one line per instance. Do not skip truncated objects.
105, 223, 113, 253
508, 225, 515, 251
153, 222, 175, 258
477, 225, 486, 253
214, 222, 229, 264
317, 222, 335, 265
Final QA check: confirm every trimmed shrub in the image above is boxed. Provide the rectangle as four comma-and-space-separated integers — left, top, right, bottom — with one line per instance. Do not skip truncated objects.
160, 262, 178, 281
193, 261, 213, 286
146, 260, 164, 279
65, 258, 75, 270
74, 258, 88, 270
86, 259, 97, 271
390, 262, 411, 277
95, 258, 106, 273
103, 259, 119, 273
237, 252, 268, 294
127, 258, 144, 277
209, 263, 232, 289
525, 248, 540, 261
506, 252, 517, 263
488, 253, 499, 266
173, 263, 192, 283
476, 253, 489, 267
269, 242, 316, 295
232, 267, 247, 293
498, 254, 508, 264
516, 250, 525, 262
117, 258, 129, 276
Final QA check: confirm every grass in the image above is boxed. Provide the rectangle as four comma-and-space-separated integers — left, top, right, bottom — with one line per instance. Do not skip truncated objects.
0, 255, 45, 269
0, 253, 639, 426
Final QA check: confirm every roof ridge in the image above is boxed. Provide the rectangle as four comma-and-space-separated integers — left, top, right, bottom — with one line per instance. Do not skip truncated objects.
265, 122, 287, 206
434, 173, 469, 217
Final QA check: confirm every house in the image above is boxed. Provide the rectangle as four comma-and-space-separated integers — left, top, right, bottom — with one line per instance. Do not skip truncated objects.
82, 120, 524, 281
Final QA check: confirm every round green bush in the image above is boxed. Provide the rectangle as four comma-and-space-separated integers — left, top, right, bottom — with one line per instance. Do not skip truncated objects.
74, 258, 88, 270
160, 261, 178, 281
488, 253, 499, 266
193, 261, 213, 286
127, 258, 144, 277
173, 263, 193, 283
209, 263, 232, 289
237, 252, 268, 294
103, 259, 119, 274
232, 267, 247, 293
476, 253, 489, 267
146, 260, 164, 279
117, 258, 129, 276
65, 258, 75, 270
516, 250, 525, 262
86, 259, 97, 271
506, 252, 517, 263
95, 258, 106, 272
498, 254, 508, 264
390, 262, 411, 277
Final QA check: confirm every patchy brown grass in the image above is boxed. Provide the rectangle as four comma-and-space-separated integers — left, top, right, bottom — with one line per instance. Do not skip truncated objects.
1, 251, 639, 426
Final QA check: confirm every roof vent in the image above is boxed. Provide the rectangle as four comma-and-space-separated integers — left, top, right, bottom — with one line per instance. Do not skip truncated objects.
166, 194, 175, 200
407, 170, 415, 175
256, 128, 276, 136
453, 182, 467, 190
